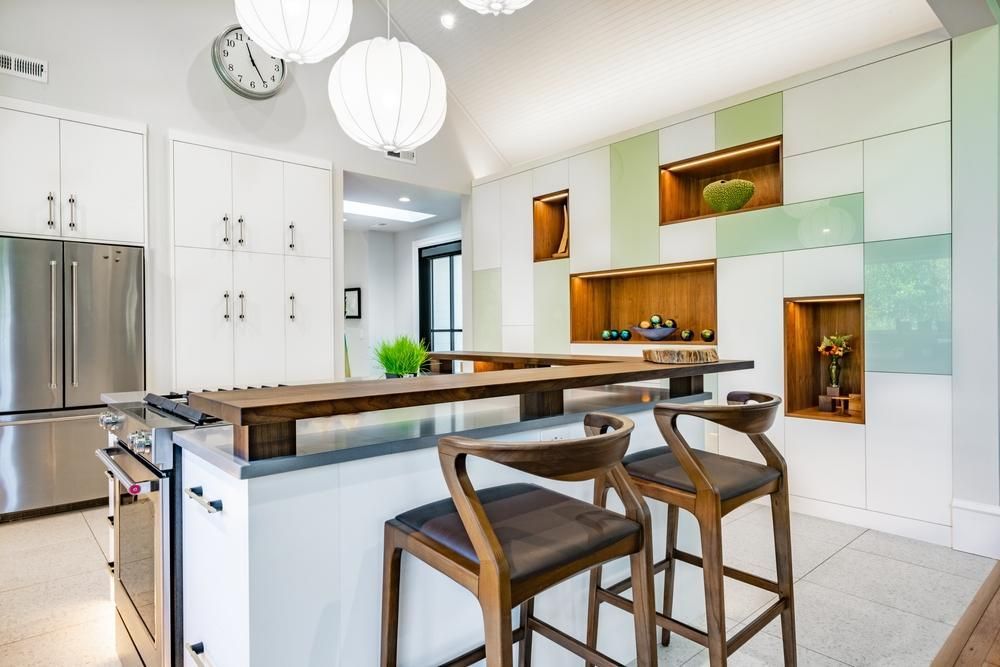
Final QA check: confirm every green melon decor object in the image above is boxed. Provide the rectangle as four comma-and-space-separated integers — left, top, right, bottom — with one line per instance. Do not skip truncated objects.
703, 179, 755, 213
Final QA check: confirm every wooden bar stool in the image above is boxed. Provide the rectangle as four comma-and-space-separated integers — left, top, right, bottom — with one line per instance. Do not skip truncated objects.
586, 392, 796, 666
380, 413, 658, 667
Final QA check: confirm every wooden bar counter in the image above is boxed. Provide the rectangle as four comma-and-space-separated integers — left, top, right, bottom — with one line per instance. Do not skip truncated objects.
186, 352, 753, 461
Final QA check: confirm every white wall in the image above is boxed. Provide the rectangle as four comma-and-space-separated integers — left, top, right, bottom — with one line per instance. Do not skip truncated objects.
0, 0, 491, 391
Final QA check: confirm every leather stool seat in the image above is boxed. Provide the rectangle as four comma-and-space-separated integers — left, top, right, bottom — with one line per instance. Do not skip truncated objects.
397, 483, 641, 584
624, 447, 780, 501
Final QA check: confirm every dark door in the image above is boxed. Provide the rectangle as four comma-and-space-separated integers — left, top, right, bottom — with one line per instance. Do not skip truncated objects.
418, 241, 462, 352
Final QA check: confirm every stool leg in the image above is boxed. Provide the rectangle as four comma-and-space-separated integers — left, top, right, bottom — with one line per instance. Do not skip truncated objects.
699, 507, 727, 666
661, 504, 679, 646
771, 486, 797, 666
481, 584, 514, 667
517, 598, 534, 667
585, 476, 611, 665
380, 526, 403, 667
630, 535, 659, 667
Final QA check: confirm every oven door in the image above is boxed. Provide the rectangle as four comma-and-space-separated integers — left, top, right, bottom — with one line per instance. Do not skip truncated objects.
97, 446, 169, 667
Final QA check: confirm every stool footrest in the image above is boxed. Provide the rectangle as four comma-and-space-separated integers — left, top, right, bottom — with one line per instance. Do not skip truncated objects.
596, 586, 709, 647
439, 626, 526, 667
670, 550, 781, 594
527, 616, 625, 667
726, 598, 787, 654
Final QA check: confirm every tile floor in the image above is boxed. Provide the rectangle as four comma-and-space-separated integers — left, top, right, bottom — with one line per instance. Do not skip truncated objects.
0, 505, 993, 666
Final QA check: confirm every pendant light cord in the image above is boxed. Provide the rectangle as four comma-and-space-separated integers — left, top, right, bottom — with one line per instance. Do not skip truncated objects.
386, 0, 391, 39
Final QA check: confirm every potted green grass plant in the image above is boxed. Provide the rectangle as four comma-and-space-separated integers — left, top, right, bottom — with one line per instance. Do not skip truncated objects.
374, 336, 429, 378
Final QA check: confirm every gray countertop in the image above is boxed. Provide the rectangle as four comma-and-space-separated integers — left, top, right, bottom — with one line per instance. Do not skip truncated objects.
174, 384, 711, 480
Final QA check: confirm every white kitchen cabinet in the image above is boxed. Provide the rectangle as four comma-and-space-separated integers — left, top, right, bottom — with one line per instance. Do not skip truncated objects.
173, 142, 233, 251
658, 114, 715, 165
284, 256, 334, 383
783, 142, 863, 204
568, 147, 612, 273
783, 244, 863, 297
59, 120, 144, 243
283, 162, 332, 258
472, 180, 501, 270
233, 252, 286, 387
174, 247, 234, 391
232, 153, 284, 255
786, 417, 867, 508
716, 253, 785, 460
659, 218, 716, 264
532, 160, 568, 197
0, 108, 60, 237
499, 172, 534, 326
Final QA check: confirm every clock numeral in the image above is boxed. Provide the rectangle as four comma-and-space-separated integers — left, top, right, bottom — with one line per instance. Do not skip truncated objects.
237, 74, 243, 82
223, 49, 229, 57
271, 75, 276, 82
262, 82, 268, 89
249, 80, 256, 89
236, 32, 244, 41
274, 64, 280, 72
226, 39, 235, 47
228, 64, 234, 72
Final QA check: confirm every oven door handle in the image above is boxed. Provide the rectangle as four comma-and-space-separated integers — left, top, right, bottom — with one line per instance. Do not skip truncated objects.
96, 448, 159, 495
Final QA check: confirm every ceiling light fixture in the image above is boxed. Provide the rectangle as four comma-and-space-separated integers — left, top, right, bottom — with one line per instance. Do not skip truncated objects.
440, 13, 456, 29
398, 196, 411, 202
234, 0, 353, 64
343, 200, 436, 223
328, 0, 447, 152
459, 0, 534, 15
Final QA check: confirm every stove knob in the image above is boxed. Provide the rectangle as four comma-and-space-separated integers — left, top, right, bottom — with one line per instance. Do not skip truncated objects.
98, 411, 123, 430
128, 431, 152, 451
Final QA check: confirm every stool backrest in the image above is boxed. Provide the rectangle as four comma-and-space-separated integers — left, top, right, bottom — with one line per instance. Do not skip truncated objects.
653, 392, 785, 493
437, 412, 650, 581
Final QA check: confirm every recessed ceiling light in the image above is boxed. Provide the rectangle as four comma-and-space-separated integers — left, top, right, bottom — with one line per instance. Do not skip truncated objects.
398, 196, 411, 203
343, 200, 435, 223
440, 13, 456, 29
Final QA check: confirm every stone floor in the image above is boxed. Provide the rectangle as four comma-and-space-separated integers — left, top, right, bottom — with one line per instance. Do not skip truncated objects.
0, 505, 993, 666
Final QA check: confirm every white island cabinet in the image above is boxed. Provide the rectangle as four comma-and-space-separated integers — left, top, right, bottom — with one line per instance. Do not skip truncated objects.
176, 394, 708, 667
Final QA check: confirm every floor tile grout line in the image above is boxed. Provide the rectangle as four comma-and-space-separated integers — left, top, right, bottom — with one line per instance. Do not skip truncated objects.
841, 543, 997, 583
0, 614, 113, 651
0, 562, 111, 598
800, 578, 958, 628
80, 508, 111, 558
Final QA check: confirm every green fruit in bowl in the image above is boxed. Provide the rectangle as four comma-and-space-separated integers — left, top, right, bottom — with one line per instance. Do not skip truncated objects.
619, 329, 632, 341
700, 328, 716, 342
609, 330, 620, 341
650, 314, 663, 326
639, 320, 652, 329
601, 329, 612, 341
680, 329, 694, 341
663, 318, 677, 329
703, 179, 755, 213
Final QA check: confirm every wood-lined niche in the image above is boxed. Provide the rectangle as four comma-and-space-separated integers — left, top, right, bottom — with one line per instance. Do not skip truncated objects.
570, 260, 717, 345
784, 296, 865, 424
660, 136, 783, 225
533, 189, 570, 262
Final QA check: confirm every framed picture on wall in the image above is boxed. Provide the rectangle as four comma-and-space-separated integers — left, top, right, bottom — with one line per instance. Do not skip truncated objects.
345, 287, 362, 319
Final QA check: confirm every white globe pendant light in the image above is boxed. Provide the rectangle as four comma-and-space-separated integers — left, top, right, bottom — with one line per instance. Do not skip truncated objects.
459, 0, 534, 15
235, 0, 353, 64
328, 3, 447, 152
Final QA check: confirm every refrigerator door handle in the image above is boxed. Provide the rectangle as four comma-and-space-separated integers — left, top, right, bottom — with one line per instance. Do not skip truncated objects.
49, 260, 58, 390
71, 260, 79, 387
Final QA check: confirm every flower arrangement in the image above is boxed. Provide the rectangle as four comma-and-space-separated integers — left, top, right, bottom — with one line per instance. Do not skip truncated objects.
374, 336, 429, 377
817, 334, 852, 389
817, 334, 852, 359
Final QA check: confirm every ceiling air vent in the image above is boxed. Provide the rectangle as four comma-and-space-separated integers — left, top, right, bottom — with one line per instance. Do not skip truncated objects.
384, 149, 417, 165
0, 50, 48, 83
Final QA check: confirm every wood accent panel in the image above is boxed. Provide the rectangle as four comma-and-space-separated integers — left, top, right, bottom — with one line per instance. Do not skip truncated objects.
784, 296, 865, 424
431, 351, 635, 366
660, 136, 782, 225
233, 421, 296, 461
520, 390, 565, 419
569, 260, 717, 345
933, 562, 1000, 666
533, 190, 569, 262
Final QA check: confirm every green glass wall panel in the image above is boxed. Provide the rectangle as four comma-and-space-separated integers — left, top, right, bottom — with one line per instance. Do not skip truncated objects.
715, 93, 783, 149
865, 234, 952, 375
716, 194, 864, 258
533, 259, 570, 353
472, 268, 501, 351
610, 132, 659, 268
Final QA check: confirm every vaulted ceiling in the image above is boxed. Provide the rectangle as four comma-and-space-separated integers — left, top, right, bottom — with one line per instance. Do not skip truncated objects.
386, 0, 942, 171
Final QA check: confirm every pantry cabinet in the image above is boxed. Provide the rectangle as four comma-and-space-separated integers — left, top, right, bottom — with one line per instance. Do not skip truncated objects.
0, 104, 145, 243
171, 137, 334, 391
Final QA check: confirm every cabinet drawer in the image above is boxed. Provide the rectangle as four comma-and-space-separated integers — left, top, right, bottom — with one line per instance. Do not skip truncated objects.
181, 451, 249, 667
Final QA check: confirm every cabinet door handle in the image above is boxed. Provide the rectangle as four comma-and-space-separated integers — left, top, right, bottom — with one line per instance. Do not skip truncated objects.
237, 216, 245, 246
185, 642, 215, 667
223, 291, 231, 321
47, 192, 55, 229
289, 293, 296, 321
288, 222, 295, 250
184, 486, 223, 513
71, 261, 79, 387
222, 214, 230, 245
49, 260, 58, 389
238, 291, 246, 320
68, 195, 77, 230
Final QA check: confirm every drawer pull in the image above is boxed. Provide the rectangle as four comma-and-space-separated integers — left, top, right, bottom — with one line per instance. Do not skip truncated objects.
185, 641, 214, 667
184, 486, 223, 513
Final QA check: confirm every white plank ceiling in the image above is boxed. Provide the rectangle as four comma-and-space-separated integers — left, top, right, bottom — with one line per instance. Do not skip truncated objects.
385, 0, 942, 168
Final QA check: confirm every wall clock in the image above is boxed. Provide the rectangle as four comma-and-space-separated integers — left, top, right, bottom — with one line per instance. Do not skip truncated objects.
212, 24, 287, 100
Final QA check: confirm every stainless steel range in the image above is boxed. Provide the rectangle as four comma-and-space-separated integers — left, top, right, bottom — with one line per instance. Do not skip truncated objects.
97, 393, 221, 667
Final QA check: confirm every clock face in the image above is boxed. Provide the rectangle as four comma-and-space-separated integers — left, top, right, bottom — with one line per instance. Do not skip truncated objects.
212, 25, 286, 100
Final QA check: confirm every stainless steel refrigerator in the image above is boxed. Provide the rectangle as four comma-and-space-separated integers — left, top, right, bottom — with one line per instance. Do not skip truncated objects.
0, 237, 144, 518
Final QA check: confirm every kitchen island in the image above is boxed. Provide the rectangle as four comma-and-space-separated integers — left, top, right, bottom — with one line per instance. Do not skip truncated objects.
174, 354, 752, 666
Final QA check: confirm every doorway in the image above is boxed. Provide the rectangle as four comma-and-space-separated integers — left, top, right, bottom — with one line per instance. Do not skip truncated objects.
418, 241, 463, 351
